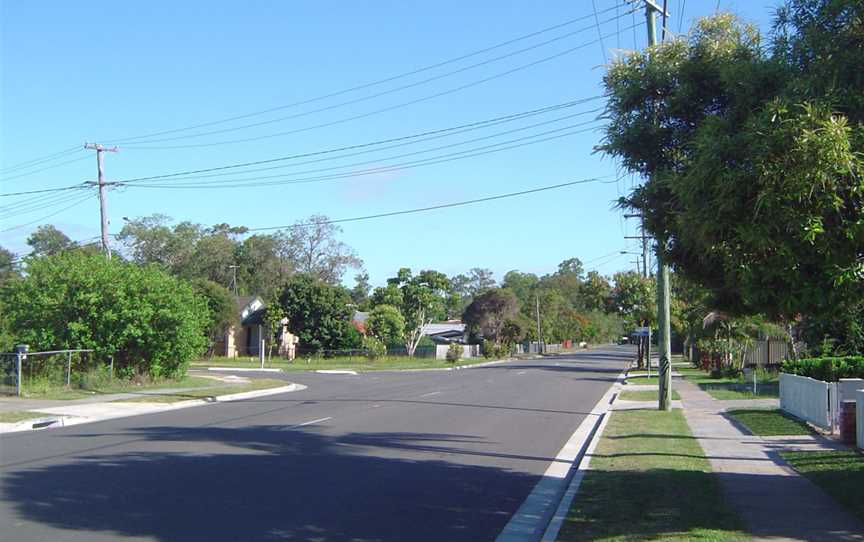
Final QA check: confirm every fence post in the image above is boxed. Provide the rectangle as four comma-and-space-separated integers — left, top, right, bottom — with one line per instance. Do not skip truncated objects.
66, 351, 72, 387
14, 344, 27, 397
109, 355, 114, 380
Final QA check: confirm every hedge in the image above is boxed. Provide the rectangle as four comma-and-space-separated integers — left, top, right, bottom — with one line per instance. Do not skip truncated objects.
781, 357, 864, 382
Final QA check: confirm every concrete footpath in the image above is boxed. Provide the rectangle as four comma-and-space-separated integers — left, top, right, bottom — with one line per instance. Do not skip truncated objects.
678, 380, 864, 541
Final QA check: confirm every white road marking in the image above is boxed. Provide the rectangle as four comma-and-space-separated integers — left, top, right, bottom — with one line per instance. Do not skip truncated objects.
418, 391, 441, 398
282, 417, 332, 431
517, 371, 527, 375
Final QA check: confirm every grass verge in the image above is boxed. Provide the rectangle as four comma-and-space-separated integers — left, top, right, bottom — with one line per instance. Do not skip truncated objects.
625, 376, 660, 385
118, 378, 287, 403
557, 409, 749, 541
192, 355, 497, 372
726, 408, 812, 436
618, 390, 681, 401
18, 376, 218, 400
677, 366, 779, 400
782, 450, 864, 523
0, 411, 56, 423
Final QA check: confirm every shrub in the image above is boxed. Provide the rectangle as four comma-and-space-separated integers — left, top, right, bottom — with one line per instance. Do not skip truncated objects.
0, 252, 208, 378
781, 357, 864, 381
363, 336, 387, 360
446, 343, 464, 363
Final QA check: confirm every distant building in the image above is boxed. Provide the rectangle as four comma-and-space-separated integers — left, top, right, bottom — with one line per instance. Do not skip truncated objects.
421, 321, 468, 344
214, 296, 298, 359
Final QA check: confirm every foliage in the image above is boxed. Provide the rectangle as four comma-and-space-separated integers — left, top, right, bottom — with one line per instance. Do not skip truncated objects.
284, 215, 362, 284
481, 339, 510, 360
781, 357, 864, 381
0, 246, 19, 286
262, 303, 287, 359
446, 343, 464, 363
190, 279, 237, 356
366, 304, 405, 345
362, 336, 387, 360
602, 5, 864, 347
462, 288, 518, 344
350, 271, 371, 308
377, 268, 450, 356
0, 252, 208, 377
26, 225, 74, 256
277, 273, 356, 352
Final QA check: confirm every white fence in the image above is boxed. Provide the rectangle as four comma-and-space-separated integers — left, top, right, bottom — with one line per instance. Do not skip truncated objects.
433, 344, 481, 360
858, 391, 864, 450
779, 373, 832, 430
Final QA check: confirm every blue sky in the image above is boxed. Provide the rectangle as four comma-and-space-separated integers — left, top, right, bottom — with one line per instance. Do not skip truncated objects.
1, 0, 779, 288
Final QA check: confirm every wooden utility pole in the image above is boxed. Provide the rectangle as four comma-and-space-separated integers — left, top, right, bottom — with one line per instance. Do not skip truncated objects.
640, 0, 674, 410
84, 143, 119, 258
535, 294, 543, 355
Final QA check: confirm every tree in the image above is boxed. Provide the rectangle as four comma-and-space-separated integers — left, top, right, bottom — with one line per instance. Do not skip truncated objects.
0, 246, 19, 286
602, 5, 864, 345
580, 271, 612, 313
278, 273, 356, 352
190, 279, 237, 357
501, 271, 539, 307
27, 225, 73, 256
0, 252, 208, 378
462, 288, 519, 344
366, 304, 405, 345
350, 271, 371, 308
286, 215, 362, 284
237, 233, 294, 300
385, 268, 450, 356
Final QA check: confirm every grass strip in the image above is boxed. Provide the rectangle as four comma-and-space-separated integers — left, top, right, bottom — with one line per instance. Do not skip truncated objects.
0, 411, 57, 423
781, 450, 864, 523
618, 390, 681, 401
21, 376, 218, 400
677, 366, 779, 400
726, 408, 812, 436
558, 409, 749, 541
118, 378, 287, 403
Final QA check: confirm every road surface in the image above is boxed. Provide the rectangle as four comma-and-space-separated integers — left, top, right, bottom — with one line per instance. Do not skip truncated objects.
0, 346, 631, 541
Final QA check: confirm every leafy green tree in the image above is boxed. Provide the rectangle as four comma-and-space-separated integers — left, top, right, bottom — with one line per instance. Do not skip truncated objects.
236, 233, 294, 300
26, 225, 74, 256
462, 288, 518, 344
350, 271, 371, 308
366, 304, 405, 345
580, 271, 612, 313
278, 273, 355, 352
501, 271, 539, 308
0, 246, 19, 286
190, 279, 237, 357
385, 268, 450, 356
603, 5, 864, 347
0, 252, 208, 377
286, 215, 362, 284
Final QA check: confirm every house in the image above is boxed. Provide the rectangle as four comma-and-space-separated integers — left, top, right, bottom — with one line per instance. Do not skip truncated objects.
421, 320, 468, 344
215, 296, 299, 359
351, 311, 369, 334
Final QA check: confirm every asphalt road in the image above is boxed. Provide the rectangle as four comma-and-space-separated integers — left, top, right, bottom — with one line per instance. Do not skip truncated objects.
0, 346, 632, 542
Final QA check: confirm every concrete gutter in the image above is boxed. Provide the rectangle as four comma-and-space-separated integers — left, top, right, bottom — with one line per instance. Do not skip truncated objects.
0, 382, 306, 435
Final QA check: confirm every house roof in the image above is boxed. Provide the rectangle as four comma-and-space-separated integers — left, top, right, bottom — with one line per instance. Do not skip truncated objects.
352, 311, 369, 323
238, 296, 266, 326
421, 322, 466, 335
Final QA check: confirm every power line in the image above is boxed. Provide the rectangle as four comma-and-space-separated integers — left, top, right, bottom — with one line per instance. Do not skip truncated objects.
124, 109, 604, 186
0, 154, 90, 183
0, 184, 89, 198
115, 97, 602, 184
244, 177, 616, 232
1, 193, 93, 233
591, 0, 609, 64
113, 11, 629, 147
126, 122, 605, 190
0, 146, 82, 174
119, 23, 638, 150
102, 3, 628, 145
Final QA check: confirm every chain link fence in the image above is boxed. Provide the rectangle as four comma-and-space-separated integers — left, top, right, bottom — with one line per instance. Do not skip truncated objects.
0, 348, 111, 397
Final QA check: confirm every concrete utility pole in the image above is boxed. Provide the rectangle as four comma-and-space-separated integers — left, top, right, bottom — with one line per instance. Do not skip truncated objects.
641, 0, 674, 411
84, 143, 119, 259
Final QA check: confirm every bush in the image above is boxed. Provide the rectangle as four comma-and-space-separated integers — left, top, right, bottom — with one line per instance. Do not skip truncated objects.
781, 357, 864, 381
0, 252, 208, 378
363, 336, 387, 360
446, 343, 464, 363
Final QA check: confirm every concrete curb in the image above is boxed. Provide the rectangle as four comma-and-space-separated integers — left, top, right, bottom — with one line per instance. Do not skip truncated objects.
0, 382, 306, 435
496, 368, 628, 542
205, 367, 283, 373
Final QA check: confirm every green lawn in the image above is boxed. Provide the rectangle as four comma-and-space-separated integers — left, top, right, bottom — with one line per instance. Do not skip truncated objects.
119, 378, 287, 403
678, 366, 779, 400
0, 411, 56, 423
626, 376, 660, 385
618, 390, 681, 401
17, 376, 219, 400
558, 409, 750, 541
726, 408, 812, 436
192, 355, 497, 372
782, 450, 864, 523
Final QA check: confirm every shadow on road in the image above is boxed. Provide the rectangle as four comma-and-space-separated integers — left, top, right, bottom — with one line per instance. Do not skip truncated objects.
3, 425, 540, 542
